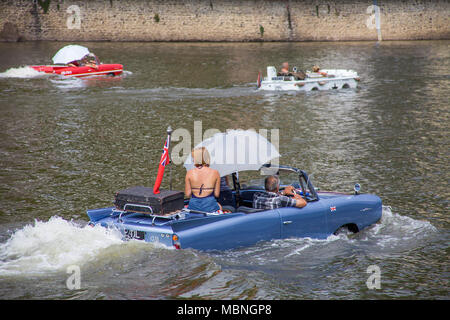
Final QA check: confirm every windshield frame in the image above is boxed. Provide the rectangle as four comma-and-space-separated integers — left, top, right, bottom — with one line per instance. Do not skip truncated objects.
231, 164, 319, 202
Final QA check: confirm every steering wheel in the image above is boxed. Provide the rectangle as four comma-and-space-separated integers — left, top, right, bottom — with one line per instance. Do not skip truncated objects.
284, 183, 313, 201
283, 184, 303, 198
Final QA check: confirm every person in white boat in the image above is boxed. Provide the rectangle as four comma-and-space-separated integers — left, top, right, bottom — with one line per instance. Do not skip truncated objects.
278, 62, 306, 80
280, 62, 290, 75
312, 65, 327, 76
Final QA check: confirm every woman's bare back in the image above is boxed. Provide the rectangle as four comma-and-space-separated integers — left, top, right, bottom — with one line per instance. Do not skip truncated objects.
185, 166, 220, 198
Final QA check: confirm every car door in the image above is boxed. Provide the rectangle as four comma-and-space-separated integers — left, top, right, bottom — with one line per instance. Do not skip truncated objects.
278, 200, 329, 239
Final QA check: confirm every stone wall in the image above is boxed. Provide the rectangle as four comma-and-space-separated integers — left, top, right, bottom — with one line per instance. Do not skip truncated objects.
0, 0, 449, 42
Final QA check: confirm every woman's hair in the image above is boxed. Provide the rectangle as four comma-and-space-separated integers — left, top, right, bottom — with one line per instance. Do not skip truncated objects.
191, 147, 210, 167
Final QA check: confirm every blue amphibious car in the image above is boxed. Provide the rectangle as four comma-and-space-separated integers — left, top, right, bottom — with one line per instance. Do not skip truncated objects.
86, 164, 382, 251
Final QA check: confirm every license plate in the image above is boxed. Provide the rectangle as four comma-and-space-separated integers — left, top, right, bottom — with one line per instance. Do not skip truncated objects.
124, 229, 145, 240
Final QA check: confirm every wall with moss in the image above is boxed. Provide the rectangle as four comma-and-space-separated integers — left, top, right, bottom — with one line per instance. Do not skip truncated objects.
0, 0, 448, 42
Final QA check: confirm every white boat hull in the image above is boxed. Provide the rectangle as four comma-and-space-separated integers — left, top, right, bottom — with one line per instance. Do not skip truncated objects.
258, 67, 360, 91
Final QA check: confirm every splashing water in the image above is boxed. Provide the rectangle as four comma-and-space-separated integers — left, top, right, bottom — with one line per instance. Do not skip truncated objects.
0, 66, 47, 79
361, 205, 438, 252
0, 207, 437, 280
186, 206, 440, 299
0, 216, 124, 276
213, 206, 437, 265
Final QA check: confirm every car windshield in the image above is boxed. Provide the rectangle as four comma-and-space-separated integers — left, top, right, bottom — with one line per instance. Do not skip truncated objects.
233, 167, 318, 201
232, 168, 300, 190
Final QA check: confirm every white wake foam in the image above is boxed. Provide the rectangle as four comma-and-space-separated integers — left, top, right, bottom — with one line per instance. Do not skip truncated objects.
284, 206, 437, 256
0, 66, 47, 79
0, 216, 124, 276
229, 206, 438, 261
366, 205, 437, 248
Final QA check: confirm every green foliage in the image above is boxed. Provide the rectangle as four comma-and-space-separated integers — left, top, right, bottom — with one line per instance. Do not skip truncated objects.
38, 0, 51, 14
154, 13, 160, 23
259, 25, 264, 38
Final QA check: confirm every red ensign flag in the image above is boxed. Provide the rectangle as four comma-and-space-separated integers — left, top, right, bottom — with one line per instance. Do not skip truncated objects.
153, 128, 172, 194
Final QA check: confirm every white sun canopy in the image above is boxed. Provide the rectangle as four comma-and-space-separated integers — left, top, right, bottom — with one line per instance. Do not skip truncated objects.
52, 45, 90, 64
184, 129, 280, 177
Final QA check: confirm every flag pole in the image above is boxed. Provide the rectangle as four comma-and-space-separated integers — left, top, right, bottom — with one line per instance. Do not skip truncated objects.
153, 126, 173, 194
167, 126, 173, 191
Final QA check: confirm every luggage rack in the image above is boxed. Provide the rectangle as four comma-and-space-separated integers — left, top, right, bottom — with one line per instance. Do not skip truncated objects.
114, 203, 185, 225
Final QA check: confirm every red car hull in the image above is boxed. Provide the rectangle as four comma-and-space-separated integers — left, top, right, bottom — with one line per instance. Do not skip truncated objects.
30, 64, 123, 77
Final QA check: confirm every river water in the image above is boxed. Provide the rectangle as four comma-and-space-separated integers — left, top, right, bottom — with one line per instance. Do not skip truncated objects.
0, 41, 448, 300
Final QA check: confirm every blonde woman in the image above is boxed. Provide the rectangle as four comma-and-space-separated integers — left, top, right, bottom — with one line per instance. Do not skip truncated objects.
185, 147, 221, 212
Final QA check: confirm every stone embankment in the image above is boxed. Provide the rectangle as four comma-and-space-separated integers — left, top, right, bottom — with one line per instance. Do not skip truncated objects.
0, 0, 449, 42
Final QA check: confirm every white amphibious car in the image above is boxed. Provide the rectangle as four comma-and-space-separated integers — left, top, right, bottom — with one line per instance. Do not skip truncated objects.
257, 66, 360, 91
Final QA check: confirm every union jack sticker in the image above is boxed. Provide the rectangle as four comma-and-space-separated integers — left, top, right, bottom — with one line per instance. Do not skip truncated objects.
330, 206, 336, 212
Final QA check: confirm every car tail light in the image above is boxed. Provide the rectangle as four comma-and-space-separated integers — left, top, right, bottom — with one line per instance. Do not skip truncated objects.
172, 234, 180, 249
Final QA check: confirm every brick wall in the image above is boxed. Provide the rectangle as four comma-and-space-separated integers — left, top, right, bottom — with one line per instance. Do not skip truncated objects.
0, 0, 448, 42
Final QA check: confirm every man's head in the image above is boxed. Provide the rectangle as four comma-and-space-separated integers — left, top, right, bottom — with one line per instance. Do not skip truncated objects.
282, 62, 289, 69
265, 175, 280, 193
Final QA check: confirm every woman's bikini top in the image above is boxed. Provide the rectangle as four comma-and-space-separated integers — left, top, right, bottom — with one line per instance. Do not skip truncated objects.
191, 184, 215, 198
190, 165, 217, 198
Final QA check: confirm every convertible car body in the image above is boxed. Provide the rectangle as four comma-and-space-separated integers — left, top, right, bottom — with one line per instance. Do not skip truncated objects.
30, 45, 123, 78
258, 66, 360, 91
86, 165, 382, 251
30, 64, 123, 77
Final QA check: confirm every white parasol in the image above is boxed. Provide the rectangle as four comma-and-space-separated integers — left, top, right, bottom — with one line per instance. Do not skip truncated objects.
52, 45, 90, 64
184, 130, 280, 177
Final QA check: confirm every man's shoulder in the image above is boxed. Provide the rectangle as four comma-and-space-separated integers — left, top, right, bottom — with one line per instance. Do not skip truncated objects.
253, 191, 277, 198
253, 191, 267, 199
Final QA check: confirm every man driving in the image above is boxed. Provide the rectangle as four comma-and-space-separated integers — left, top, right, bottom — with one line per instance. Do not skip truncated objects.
280, 62, 290, 75
253, 175, 307, 210
278, 62, 306, 80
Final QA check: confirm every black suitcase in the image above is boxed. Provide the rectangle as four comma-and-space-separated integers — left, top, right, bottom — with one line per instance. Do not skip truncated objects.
114, 186, 184, 215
